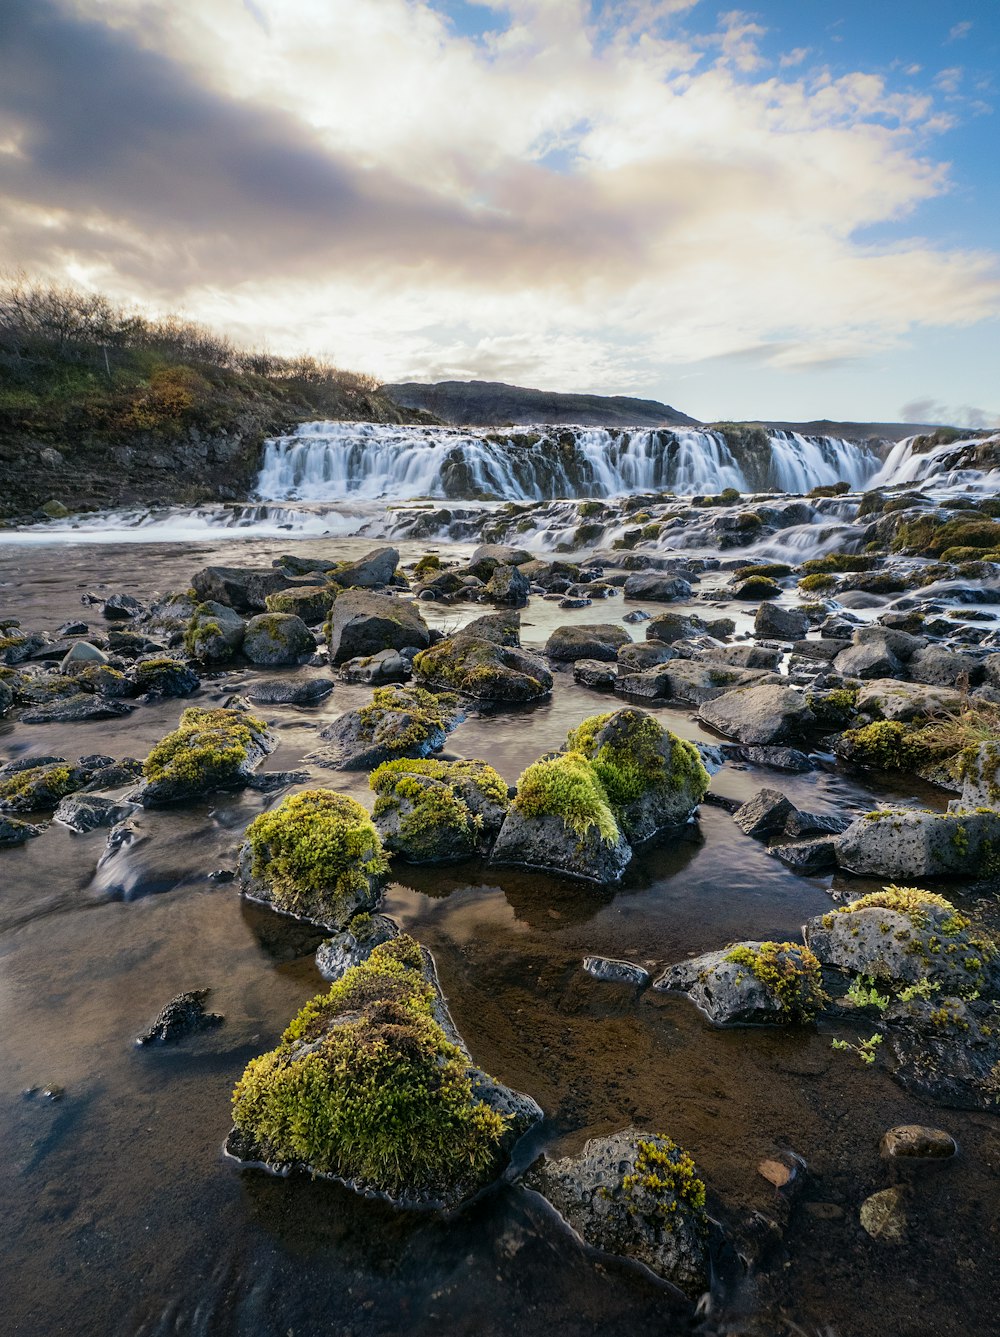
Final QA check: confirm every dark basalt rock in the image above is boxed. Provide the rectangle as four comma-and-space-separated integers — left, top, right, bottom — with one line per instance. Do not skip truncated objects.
246, 676, 334, 705
719, 743, 814, 771
128, 659, 200, 698
732, 788, 796, 838
330, 545, 400, 588
884, 996, 1000, 1112
192, 564, 293, 613
54, 794, 138, 833
315, 914, 400, 982
103, 593, 146, 621
314, 685, 465, 770
545, 624, 631, 663
583, 956, 651, 987
20, 693, 135, 725
0, 814, 46, 846
339, 649, 410, 685
328, 590, 431, 664
136, 989, 224, 1045
573, 659, 617, 689
484, 563, 530, 607
243, 613, 316, 666
623, 573, 692, 602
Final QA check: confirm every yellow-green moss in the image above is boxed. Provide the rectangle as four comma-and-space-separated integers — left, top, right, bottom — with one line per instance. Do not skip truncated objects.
566, 711, 709, 811
356, 685, 460, 752
0, 763, 75, 810
839, 886, 963, 928
798, 572, 838, 593
621, 1136, 708, 1225
839, 720, 928, 772
807, 687, 858, 728
513, 751, 620, 845
144, 706, 267, 788
724, 941, 827, 1020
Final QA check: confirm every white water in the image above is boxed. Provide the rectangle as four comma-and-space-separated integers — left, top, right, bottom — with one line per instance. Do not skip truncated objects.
870, 431, 1000, 492
256, 421, 880, 502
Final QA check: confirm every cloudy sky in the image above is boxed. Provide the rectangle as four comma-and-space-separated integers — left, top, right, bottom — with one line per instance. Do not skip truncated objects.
2, 0, 998, 423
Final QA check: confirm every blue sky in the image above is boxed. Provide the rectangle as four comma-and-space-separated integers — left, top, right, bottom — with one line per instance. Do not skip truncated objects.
2, 0, 998, 424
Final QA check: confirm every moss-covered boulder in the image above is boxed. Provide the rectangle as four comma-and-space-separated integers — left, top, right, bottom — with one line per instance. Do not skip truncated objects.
184, 601, 245, 662
413, 632, 552, 703
265, 585, 335, 625
314, 685, 464, 770
370, 758, 509, 863
128, 657, 200, 698
954, 742, 1000, 810
227, 935, 542, 1207
805, 887, 998, 996
0, 813, 46, 846
566, 709, 709, 844
135, 705, 272, 805
0, 757, 92, 813
490, 751, 632, 883
526, 1129, 710, 1297
327, 590, 430, 665
544, 624, 631, 663
0, 629, 47, 666
243, 613, 316, 666
238, 790, 389, 929
653, 940, 827, 1025
315, 911, 400, 982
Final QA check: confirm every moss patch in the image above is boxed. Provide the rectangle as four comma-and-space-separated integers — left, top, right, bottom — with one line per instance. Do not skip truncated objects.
144, 706, 267, 790
566, 710, 709, 812
514, 751, 620, 845
724, 941, 827, 1020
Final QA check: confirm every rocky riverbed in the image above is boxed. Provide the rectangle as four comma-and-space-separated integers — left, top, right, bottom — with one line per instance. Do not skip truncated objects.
3, 458, 1000, 1336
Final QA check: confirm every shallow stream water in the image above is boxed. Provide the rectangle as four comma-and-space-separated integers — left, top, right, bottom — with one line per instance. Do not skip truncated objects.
2, 535, 999, 1337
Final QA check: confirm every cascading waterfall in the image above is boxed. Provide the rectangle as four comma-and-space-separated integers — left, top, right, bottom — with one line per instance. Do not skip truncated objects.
255, 421, 881, 502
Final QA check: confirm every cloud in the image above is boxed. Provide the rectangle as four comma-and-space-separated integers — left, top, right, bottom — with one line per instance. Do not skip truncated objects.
900, 398, 1000, 429
2, 0, 999, 397
947, 21, 973, 41
779, 47, 810, 68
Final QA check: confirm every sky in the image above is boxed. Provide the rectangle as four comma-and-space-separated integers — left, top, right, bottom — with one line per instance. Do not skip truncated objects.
1, 0, 998, 425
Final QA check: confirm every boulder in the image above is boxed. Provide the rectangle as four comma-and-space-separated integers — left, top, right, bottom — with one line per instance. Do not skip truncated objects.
733, 788, 796, 838
526, 1129, 710, 1297
768, 836, 838, 873
699, 684, 815, 744
0, 678, 11, 717
314, 685, 464, 770
133, 706, 273, 806
328, 590, 430, 664
883, 995, 1000, 1112
192, 564, 292, 613
833, 642, 902, 680
754, 603, 809, 640
484, 564, 530, 607
719, 744, 813, 772
0, 814, 45, 846
413, 633, 552, 703
264, 585, 335, 624
855, 679, 963, 723
54, 794, 137, 833
128, 658, 200, 697
20, 694, 134, 724
370, 757, 509, 862
330, 546, 399, 588
703, 644, 782, 670
246, 677, 334, 706
617, 642, 675, 673
59, 641, 109, 671
184, 601, 246, 662
908, 645, 983, 688
0, 757, 95, 811
339, 649, 410, 685
468, 544, 533, 578
545, 624, 630, 663
102, 593, 146, 621
315, 913, 401, 982
653, 941, 826, 1025
243, 614, 316, 666
136, 990, 224, 1045
658, 662, 782, 707
834, 808, 1000, 879
623, 573, 692, 602
573, 659, 617, 690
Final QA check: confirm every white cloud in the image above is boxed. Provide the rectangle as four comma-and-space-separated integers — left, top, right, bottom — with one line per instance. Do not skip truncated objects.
947, 21, 973, 42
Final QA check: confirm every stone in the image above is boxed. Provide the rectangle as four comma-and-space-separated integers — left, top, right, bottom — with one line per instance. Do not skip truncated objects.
315, 914, 401, 982
490, 806, 632, 884
908, 645, 983, 688
370, 757, 509, 862
243, 614, 315, 666
54, 794, 137, 833
263, 584, 334, 624
136, 990, 224, 1045
39, 498, 69, 519
246, 677, 334, 706
192, 564, 292, 613
733, 788, 796, 838
484, 563, 530, 607
583, 956, 650, 987
573, 659, 617, 689
951, 741, 1000, 810
833, 642, 901, 680
20, 695, 134, 724
339, 649, 410, 685
468, 544, 533, 577
754, 603, 809, 640
133, 706, 274, 806
617, 641, 675, 673
314, 685, 464, 770
880, 1125, 957, 1160
545, 624, 631, 662
128, 658, 200, 698
859, 1188, 907, 1243
0, 814, 45, 846
623, 573, 693, 602
883, 995, 1000, 1112
834, 808, 1000, 880
659, 662, 781, 706
719, 744, 814, 772
103, 593, 146, 621
59, 641, 108, 671
768, 836, 838, 873
855, 679, 963, 723
328, 590, 431, 664
705, 644, 782, 670
184, 601, 246, 662
330, 546, 399, 588
699, 684, 815, 745
526, 1130, 710, 1297
784, 810, 851, 839
0, 678, 11, 718
413, 633, 552, 703
653, 941, 826, 1026
645, 611, 708, 644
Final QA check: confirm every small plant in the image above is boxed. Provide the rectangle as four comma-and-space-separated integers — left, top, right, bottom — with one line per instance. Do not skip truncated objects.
845, 976, 890, 1011
831, 1033, 883, 1065
898, 978, 941, 1003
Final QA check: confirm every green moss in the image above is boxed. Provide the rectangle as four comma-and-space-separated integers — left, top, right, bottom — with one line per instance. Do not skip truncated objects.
513, 751, 620, 845
800, 554, 875, 574
144, 706, 267, 788
693, 486, 742, 507
0, 762, 75, 809
412, 554, 442, 580
567, 710, 709, 812
371, 756, 508, 808
578, 500, 604, 518
840, 885, 963, 926
737, 563, 793, 579
231, 936, 508, 1196
892, 516, 1000, 556
356, 685, 460, 752
807, 481, 850, 498
807, 687, 858, 728
245, 789, 388, 919
798, 572, 837, 593
724, 941, 827, 1020
620, 1136, 708, 1225
839, 720, 929, 772
733, 575, 780, 599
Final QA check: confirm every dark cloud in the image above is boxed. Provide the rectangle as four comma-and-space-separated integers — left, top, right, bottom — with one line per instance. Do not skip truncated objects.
0, 0, 641, 293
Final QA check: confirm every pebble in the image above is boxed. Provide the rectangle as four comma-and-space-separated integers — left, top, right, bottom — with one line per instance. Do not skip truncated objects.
880, 1125, 957, 1160
859, 1187, 907, 1242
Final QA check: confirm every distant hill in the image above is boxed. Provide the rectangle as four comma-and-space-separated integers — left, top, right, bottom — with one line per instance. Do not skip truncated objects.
759, 419, 950, 444
384, 379, 700, 428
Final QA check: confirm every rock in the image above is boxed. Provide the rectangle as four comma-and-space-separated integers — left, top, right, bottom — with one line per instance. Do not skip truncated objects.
228, 935, 542, 1209
192, 564, 292, 613
656, 661, 781, 706
0, 678, 11, 717
484, 564, 530, 607
0, 814, 45, 846
768, 836, 839, 873
784, 810, 851, 838
573, 659, 617, 689
617, 641, 675, 673
834, 808, 1000, 879
733, 788, 796, 838
699, 684, 815, 745
646, 611, 731, 644
370, 757, 509, 862
128, 658, 200, 698
653, 941, 826, 1025
883, 995, 1000, 1112
491, 804, 632, 884
133, 706, 273, 806
328, 590, 430, 664
860, 1187, 907, 1243
526, 1129, 710, 1297
0, 757, 93, 811
39, 498, 69, 519
880, 1125, 957, 1160
833, 642, 901, 680
136, 990, 224, 1045
614, 666, 676, 699
855, 679, 963, 723
315, 913, 400, 982
719, 744, 814, 772
545, 624, 631, 662
54, 794, 137, 833
243, 614, 315, 666
264, 584, 335, 624
330, 546, 399, 588
583, 956, 651, 987
757, 1157, 797, 1189
855, 625, 926, 660
103, 593, 146, 621
246, 677, 334, 706
622, 609, 650, 624
459, 610, 522, 646
623, 573, 693, 602
59, 641, 108, 671
804, 887, 998, 994
754, 603, 809, 640
339, 649, 410, 685
468, 544, 533, 578
951, 741, 1000, 810
0, 631, 48, 666
20, 694, 134, 724
908, 645, 983, 688
239, 789, 389, 929
184, 601, 246, 662
705, 644, 782, 670
557, 596, 591, 609
413, 632, 552, 703
314, 685, 464, 770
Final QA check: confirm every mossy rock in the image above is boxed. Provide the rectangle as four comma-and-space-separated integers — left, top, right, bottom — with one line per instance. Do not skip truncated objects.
314, 685, 465, 770
413, 633, 552, 704
227, 935, 542, 1207
184, 601, 245, 663
0, 813, 46, 846
370, 758, 510, 863
731, 575, 781, 600
137, 705, 272, 805
654, 940, 827, 1025
243, 613, 316, 666
0, 758, 88, 813
128, 657, 200, 698
239, 789, 389, 929
264, 585, 335, 625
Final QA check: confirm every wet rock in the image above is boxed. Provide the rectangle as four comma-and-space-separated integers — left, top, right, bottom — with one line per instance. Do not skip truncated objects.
645, 611, 710, 644
733, 788, 796, 838
484, 563, 530, 607
908, 645, 983, 688
242, 613, 315, 666
833, 642, 901, 679
526, 1129, 710, 1297
583, 956, 650, 987
859, 1187, 907, 1243
192, 564, 292, 613
228, 935, 542, 1209
573, 659, 617, 689
59, 641, 108, 671
491, 805, 632, 884
184, 601, 246, 662
128, 658, 200, 698
545, 624, 630, 662
314, 684, 464, 770
883, 996, 1000, 1112
328, 590, 431, 664
653, 941, 826, 1025
468, 544, 533, 577
768, 836, 839, 873
370, 757, 509, 862
719, 743, 814, 772
133, 705, 273, 806
54, 794, 137, 833
330, 546, 399, 588
855, 679, 963, 723
315, 913, 400, 982
660, 661, 782, 706
0, 757, 95, 811
880, 1125, 957, 1160
103, 593, 146, 621
622, 609, 650, 625
699, 683, 815, 745
413, 632, 552, 703
557, 595, 591, 609
949, 741, 1000, 810
617, 641, 675, 673
136, 989, 224, 1045
264, 584, 335, 624
704, 643, 782, 670
784, 810, 851, 838
834, 808, 1000, 879
20, 694, 134, 724
614, 665, 676, 699
754, 603, 809, 640
339, 649, 410, 685
0, 631, 49, 666
0, 814, 45, 846
246, 677, 334, 705
623, 573, 692, 602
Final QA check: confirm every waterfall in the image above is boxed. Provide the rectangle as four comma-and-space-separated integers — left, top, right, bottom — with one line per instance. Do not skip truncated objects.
869, 432, 1000, 491
256, 421, 881, 502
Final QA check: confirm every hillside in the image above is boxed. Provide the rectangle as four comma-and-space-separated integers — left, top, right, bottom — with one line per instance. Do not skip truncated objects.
761, 418, 949, 444
384, 379, 700, 428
